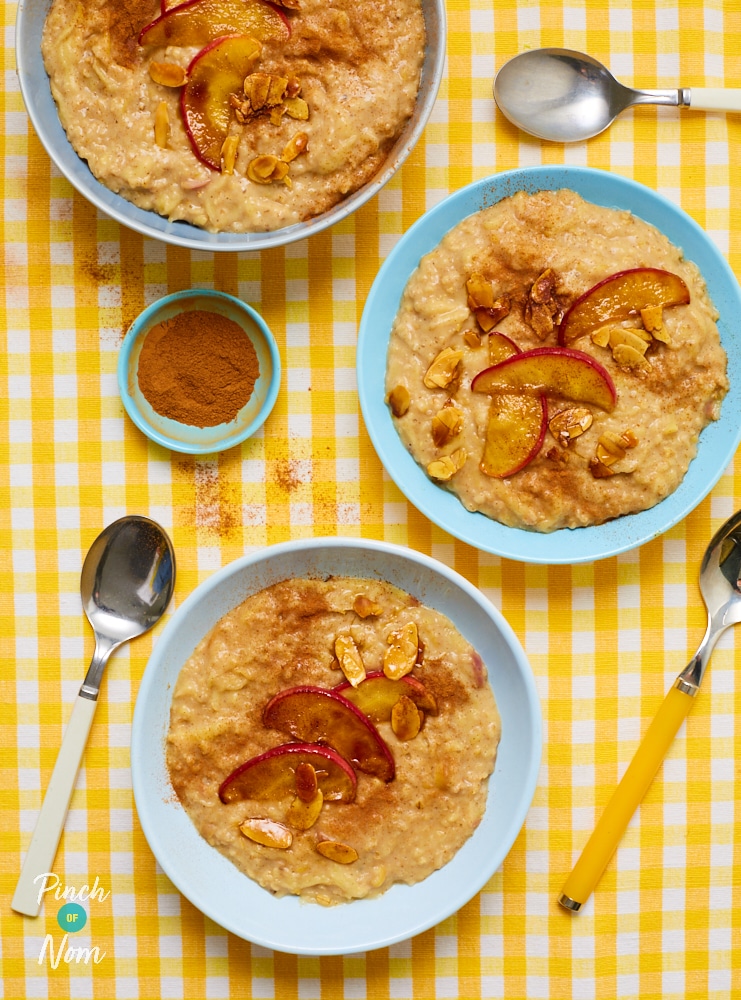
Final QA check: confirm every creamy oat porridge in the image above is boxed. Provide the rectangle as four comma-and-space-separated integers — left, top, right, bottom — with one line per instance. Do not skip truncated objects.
166, 576, 500, 905
42, 0, 425, 233
386, 189, 729, 532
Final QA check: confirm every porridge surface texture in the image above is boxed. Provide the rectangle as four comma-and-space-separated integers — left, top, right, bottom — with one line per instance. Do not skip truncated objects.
166, 576, 501, 905
385, 189, 729, 532
42, 0, 425, 232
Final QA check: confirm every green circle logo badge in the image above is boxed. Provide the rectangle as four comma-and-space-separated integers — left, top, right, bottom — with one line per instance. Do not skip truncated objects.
57, 902, 87, 933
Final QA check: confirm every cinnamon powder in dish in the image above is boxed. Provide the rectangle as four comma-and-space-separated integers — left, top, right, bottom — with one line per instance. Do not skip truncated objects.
137, 309, 260, 427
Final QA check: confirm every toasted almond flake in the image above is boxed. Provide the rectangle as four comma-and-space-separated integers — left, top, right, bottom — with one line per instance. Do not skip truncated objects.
589, 456, 616, 479
548, 406, 593, 445
466, 272, 494, 310
239, 817, 293, 849
245, 71, 270, 110
545, 445, 569, 465
286, 77, 302, 98
353, 595, 383, 619
426, 448, 466, 481
282, 131, 309, 163
247, 155, 289, 185
295, 762, 318, 802
590, 326, 612, 348
431, 403, 463, 447
463, 329, 483, 348
149, 61, 187, 87
316, 840, 359, 864
270, 105, 287, 126
334, 634, 366, 687
641, 304, 664, 332
383, 622, 418, 680
612, 343, 652, 370
220, 135, 239, 175
474, 300, 510, 333
391, 695, 422, 741
267, 75, 289, 105
287, 788, 324, 830
284, 96, 309, 120
423, 348, 463, 389
387, 384, 410, 417
621, 428, 639, 448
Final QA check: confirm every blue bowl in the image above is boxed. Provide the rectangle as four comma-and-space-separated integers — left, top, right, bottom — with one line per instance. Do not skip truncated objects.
131, 538, 541, 954
118, 289, 280, 454
357, 166, 741, 565
15, 0, 445, 251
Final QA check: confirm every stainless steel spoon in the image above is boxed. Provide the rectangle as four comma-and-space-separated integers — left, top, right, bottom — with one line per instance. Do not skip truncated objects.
12, 516, 175, 917
494, 48, 741, 142
559, 508, 741, 912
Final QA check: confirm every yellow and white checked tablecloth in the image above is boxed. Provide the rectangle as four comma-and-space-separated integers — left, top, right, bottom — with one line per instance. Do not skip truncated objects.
2, 0, 740, 996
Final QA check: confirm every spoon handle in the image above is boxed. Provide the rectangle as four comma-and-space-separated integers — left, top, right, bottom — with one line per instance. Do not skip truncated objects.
558, 682, 694, 913
689, 88, 741, 113
11, 694, 97, 917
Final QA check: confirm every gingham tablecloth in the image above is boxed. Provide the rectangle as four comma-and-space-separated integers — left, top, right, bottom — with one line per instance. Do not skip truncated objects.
2, 0, 740, 996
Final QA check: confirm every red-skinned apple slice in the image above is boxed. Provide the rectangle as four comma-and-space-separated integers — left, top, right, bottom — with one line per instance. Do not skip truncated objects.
218, 743, 357, 804
333, 671, 438, 721
488, 331, 520, 364
141, 0, 290, 48
263, 686, 396, 782
181, 35, 261, 170
558, 267, 690, 345
472, 347, 617, 412
480, 393, 548, 478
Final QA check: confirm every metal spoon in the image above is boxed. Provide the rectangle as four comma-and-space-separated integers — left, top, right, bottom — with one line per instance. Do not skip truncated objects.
559, 508, 741, 912
12, 516, 175, 917
494, 48, 741, 142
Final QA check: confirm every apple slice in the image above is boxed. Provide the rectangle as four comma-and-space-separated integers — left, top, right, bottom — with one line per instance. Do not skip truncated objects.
333, 670, 438, 721
263, 686, 396, 782
140, 0, 290, 48
488, 331, 520, 365
218, 743, 357, 804
181, 35, 261, 170
471, 347, 617, 412
480, 393, 548, 478
558, 267, 690, 345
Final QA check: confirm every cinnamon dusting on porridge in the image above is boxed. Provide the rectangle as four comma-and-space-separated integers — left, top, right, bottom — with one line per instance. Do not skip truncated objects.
166, 576, 500, 904
386, 189, 728, 532
42, 0, 424, 233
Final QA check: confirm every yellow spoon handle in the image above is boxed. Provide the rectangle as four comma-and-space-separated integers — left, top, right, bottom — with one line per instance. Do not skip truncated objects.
559, 683, 695, 912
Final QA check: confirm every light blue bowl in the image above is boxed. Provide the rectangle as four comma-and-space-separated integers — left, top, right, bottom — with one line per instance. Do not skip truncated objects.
131, 538, 541, 955
357, 166, 741, 565
15, 0, 445, 251
118, 289, 280, 454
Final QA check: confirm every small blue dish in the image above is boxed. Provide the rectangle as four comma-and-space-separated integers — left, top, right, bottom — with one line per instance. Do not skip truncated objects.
357, 165, 741, 564
118, 289, 280, 454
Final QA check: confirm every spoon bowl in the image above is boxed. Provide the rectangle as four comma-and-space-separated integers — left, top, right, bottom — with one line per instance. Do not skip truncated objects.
12, 516, 175, 917
494, 48, 741, 142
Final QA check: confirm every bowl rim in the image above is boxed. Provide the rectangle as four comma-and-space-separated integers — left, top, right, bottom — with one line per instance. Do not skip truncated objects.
117, 288, 281, 453
357, 165, 741, 564
15, 0, 446, 251
131, 536, 542, 954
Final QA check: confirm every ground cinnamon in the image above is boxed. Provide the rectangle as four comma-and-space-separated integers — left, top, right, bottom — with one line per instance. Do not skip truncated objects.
137, 309, 260, 427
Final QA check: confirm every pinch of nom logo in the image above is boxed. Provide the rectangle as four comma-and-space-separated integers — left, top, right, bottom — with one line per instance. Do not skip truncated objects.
35, 873, 109, 969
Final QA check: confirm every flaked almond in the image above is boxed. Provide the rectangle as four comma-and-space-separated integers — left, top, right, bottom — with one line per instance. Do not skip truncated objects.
423, 348, 463, 389
220, 135, 239, 175
641, 304, 664, 332
431, 402, 463, 447
530, 268, 557, 305
286, 77, 302, 98
295, 762, 318, 802
239, 817, 292, 849
287, 789, 323, 830
590, 326, 612, 348
284, 96, 309, 120
474, 300, 510, 333
316, 840, 358, 864
621, 428, 639, 448
387, 384, 410, 417
391, 695, 422, 741
334, 634, 366, 688
149, 61, 187, 87
353, 595, 383, 619
545, 445, 569, 465
589, 457, 616, 479
267, 75, 289, 105
609, 328, 650, 354
270, 105, 287, 126
463, 329, 483, 348
548, 406, 593, 446
247, 155, 290, 185
466, 272, 494, 309
282, 131, 309, 162
245, 72, 270, 110
612, 343, 651, 370
426, 448, 466, 481
154, 101, 169, 148
383, 622, 418, 680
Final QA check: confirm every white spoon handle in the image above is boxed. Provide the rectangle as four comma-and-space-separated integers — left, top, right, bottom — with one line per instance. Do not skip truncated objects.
11, 694, 97, 917
689, 87, 741, 112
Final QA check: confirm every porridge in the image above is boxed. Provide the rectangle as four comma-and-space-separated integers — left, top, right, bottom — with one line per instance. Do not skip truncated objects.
386, 189, 728, 532
166, 576, 500, 905
41, 0, 425, 233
